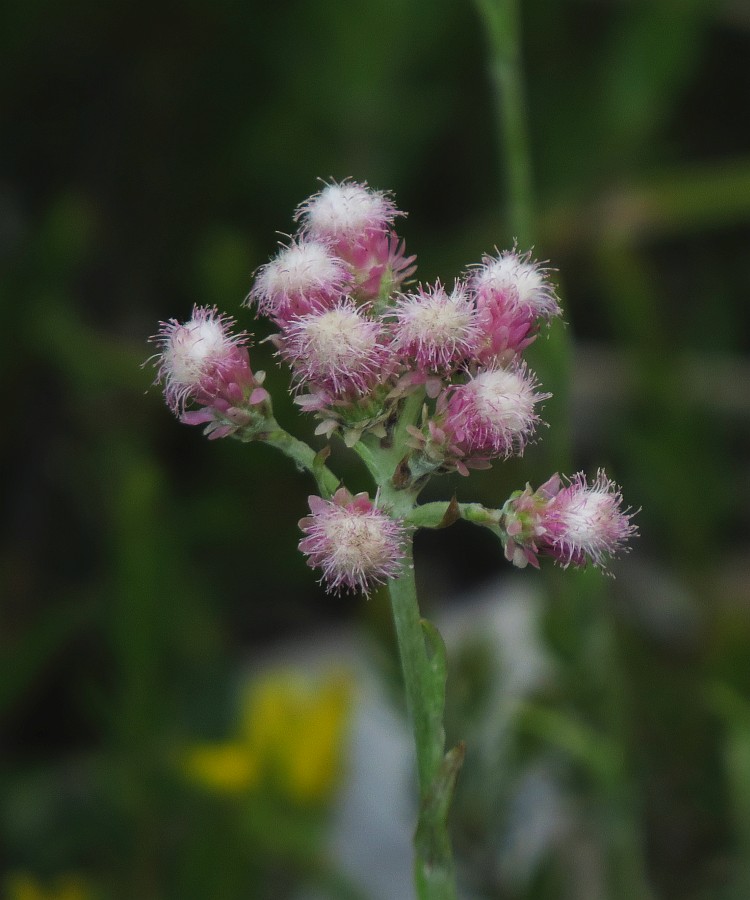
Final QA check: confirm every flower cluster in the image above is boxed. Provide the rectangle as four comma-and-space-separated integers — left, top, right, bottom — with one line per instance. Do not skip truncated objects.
246, 179, 559, 459
149, 180, 637, 593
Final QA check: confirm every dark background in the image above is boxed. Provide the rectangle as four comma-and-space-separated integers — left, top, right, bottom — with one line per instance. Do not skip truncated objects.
2, 1, 750, 897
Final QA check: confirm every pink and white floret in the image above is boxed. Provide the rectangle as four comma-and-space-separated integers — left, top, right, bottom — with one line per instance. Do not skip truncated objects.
503, 470, 638, 572
298, 488, 406, 595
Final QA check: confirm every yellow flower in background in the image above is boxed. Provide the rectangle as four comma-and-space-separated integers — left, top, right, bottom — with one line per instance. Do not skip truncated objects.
4, 872, 93, 900
182, 668, 353, 805
182, 740, 260, 793
242, 670, 353, 803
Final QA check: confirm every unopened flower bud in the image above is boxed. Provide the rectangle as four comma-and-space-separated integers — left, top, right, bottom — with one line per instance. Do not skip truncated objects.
298, 488, 406, 595
501, 475, 560, 568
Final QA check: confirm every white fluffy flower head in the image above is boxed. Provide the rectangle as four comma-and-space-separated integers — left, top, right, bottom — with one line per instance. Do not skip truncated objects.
444, 364, 550, 458
295, 179, 401, 244
153, 306, 245, 411
281, 303, 386, 395
394, 282, 479, 372
470, 368, 541, 434
250, 240, 350, 318
548, 470, 637, 569
471, 249, 560, 319
298, 489, 405, 595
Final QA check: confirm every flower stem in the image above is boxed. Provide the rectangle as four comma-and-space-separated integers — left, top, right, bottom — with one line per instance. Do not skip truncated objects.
366, 389, 461, 898
262, 420, 340, 497
385, 529, 461, 900
405, 500, 500, 532
387, 535, 444, 792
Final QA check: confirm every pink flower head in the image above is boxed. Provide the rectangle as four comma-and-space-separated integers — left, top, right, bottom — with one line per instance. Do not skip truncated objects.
393, 281, 479, 375
539, 470, 638, 570
295, 180, 414, 302
470, 248, 560, 319
295, 179, 402, 248
503, 471, 638, 571
441, 365, 550, 459
150, 306, 269, 438
469, 248, 561, 365
298, 488, 405, 595
247, 239, 352, 325
279, 302, 390, 397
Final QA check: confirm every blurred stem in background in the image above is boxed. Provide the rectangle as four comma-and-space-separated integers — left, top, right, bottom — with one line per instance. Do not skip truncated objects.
472, 3, 656, 898
472, 0, 533, 249
473, 0, 571, 467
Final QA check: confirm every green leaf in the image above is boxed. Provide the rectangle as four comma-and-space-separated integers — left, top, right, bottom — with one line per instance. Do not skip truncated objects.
518, 703, 624, 788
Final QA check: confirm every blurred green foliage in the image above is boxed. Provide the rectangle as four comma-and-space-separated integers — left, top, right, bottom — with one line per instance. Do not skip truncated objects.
1, 0, 749, 897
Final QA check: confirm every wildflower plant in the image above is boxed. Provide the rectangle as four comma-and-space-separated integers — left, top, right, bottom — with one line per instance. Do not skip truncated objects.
148, 179, 637, 899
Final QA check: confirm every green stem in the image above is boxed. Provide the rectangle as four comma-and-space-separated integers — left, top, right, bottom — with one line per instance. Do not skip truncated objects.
353, 388, 427, 488
262, 420, 340, 497
387, 534, 444, 793
258, 412, 465, 900
357, 388, 460, 899
392, 390, 426, 456
259, 408, 465, 900
474, 0, 534, 246
405, 500, 499, 531
384, 521, 460, 900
